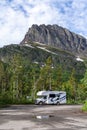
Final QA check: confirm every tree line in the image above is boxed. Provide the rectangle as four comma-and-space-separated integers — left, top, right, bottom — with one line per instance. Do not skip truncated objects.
0, 54, 87, 105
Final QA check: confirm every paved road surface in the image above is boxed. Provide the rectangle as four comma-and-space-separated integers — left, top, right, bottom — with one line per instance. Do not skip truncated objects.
0, 105, 87, 130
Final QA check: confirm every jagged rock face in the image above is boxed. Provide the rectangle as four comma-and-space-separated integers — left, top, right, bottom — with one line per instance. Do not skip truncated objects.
20, 24, 87, 56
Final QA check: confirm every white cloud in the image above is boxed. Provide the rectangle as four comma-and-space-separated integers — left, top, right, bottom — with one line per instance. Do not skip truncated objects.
0, 0, 87, 47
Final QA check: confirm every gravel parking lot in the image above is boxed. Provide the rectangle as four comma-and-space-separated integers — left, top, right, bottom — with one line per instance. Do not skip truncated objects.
0, 105, 87, 130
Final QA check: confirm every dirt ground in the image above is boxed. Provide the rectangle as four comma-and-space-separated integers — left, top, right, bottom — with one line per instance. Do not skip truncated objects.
0, 105, 87, 130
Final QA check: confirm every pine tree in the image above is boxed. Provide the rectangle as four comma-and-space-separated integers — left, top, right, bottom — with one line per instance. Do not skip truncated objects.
62, 69, 77, 103
0, 61, 5, 93
53, 65, 63, 90
81, 69, 87, 100
9, 54, 23, 100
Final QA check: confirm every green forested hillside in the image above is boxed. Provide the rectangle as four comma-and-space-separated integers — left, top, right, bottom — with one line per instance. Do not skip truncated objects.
0, 43, 86, 105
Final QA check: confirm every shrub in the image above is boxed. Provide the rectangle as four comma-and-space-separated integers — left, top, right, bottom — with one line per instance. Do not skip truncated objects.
82, 101, 87, 112
0, 92, 13, 105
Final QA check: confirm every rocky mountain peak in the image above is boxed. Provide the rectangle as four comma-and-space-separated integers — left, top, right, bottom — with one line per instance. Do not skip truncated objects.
20, 24, 87, 56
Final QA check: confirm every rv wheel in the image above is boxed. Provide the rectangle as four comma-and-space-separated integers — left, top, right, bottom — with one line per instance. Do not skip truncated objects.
39, 101, 43, 105
57, 102, 60, 105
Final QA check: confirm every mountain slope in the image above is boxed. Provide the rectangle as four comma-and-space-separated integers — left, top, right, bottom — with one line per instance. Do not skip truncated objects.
0, 24, 86, 81
0, 42, 86, 81
20, 24, 87, 57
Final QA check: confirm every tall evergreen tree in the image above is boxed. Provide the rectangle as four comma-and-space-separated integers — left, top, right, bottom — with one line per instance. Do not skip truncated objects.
62, 68, 78, 102
37, 56, 53, 90
9, 54, 23, 100
0, 61, 5, 93
81, 69, 87, 100
53, 65, 63, 90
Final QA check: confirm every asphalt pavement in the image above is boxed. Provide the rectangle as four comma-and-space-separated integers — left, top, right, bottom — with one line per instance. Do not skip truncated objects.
0, 105, 87, 130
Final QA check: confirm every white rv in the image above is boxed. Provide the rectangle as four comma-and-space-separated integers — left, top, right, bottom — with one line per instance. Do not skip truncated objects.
35, 90, 66, 105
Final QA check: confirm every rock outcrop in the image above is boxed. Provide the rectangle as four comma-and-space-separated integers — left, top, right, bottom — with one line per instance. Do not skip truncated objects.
20, 24, 87, 56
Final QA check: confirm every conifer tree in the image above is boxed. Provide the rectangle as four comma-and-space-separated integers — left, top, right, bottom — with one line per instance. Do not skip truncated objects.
0, 61, 5, 93
9, 54, 23, 100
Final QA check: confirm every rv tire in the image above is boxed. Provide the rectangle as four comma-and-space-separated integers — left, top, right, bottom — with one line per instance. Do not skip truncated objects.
39, 101, 43, 105
56, 102, 60, 105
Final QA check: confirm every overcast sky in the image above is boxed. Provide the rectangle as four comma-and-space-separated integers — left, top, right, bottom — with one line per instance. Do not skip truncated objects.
0, 0, 87, 47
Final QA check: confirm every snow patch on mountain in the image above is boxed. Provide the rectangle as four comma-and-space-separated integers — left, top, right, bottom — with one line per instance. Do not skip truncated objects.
24, 44, 34, 48
35, 42, 46, 46
37, 46, 57, 55
76, 56, 84, 62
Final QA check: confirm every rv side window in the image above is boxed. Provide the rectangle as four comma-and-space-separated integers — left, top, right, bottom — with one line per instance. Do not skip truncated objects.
49, 94, 56, 98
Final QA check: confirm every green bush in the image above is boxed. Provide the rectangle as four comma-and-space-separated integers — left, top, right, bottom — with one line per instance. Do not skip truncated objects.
12, 96, 34, 104
82, 101, 87, 111
0, 92, 13, 105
